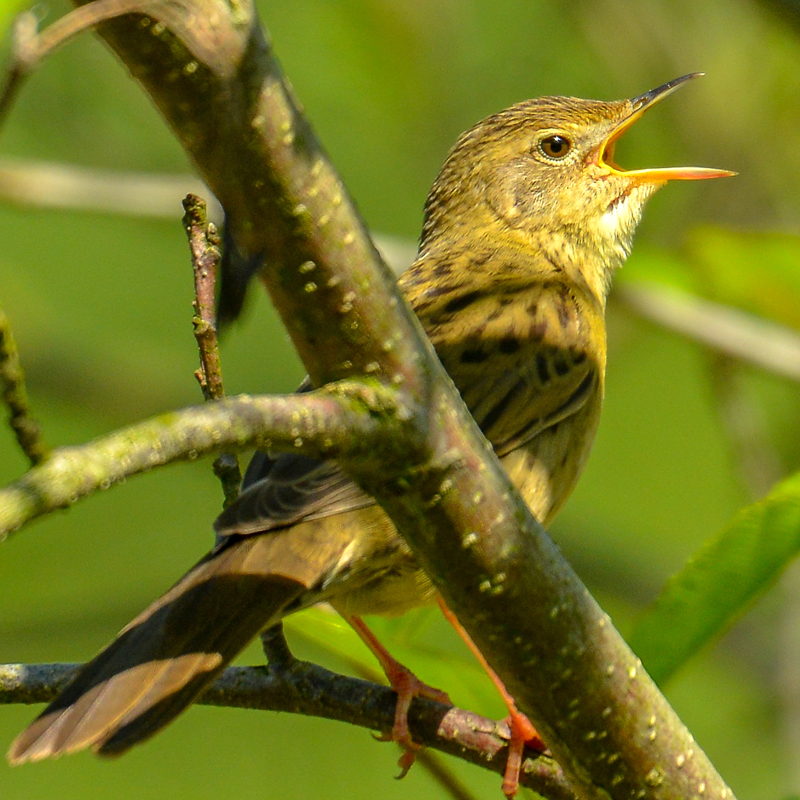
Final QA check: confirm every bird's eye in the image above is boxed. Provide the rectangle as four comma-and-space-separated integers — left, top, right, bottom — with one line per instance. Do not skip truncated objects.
539, 135, 572, 160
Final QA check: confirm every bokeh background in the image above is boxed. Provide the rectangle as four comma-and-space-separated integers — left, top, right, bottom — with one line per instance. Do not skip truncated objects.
2, 1, 800, 798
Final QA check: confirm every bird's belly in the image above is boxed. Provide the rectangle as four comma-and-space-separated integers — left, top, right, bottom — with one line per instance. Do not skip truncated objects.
319, 505, 437, 619
501, 398, 602, 526
330, 551, 436, 618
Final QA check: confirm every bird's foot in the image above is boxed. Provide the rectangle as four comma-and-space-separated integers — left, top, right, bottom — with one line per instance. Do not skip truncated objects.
372, 659, 451, 778
347, 615, 451, 778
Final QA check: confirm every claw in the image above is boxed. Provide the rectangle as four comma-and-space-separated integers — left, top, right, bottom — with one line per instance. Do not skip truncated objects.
395, 744, 418, 779
371, 728, 420, 776
347, 615, 452, 777
501, 709, 547, 798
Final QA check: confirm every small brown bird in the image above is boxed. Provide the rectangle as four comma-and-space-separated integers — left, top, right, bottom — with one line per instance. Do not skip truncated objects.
9, 74, 732, 792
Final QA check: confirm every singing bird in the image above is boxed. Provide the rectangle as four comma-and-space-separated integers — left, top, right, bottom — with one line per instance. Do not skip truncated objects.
9, 74, 732, 789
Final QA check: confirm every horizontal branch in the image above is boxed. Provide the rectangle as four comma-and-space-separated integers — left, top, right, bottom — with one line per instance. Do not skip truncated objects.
3, 155, 793, 385
0, 381, 411, 539
0, 158, 218, 218
0, 661, 575, 800
616, 283, 800, 382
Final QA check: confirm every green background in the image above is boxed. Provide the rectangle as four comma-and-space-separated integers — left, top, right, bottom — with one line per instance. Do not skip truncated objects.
2, 1, 800, 798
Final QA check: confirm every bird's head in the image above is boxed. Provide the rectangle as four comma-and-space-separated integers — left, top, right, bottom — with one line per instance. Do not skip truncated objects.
420, 74, 733, 293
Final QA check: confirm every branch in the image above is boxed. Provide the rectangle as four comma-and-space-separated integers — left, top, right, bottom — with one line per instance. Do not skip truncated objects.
616, 283, 800, 383
0, 1, 168, 126
0, 382, 411, 539
183, 193, 242, 504
0, 158, 217, 218
0, 305, 48, 466
4, 151, 795, 392
0, 661, 576, 799
81, 6, 734, 797
185, 194, 224, 402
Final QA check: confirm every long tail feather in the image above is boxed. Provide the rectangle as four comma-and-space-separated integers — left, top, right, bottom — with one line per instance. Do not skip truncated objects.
8, 529, 335, 763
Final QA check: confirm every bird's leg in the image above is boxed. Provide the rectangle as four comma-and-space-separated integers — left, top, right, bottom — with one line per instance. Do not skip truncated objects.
347, 615, 452, 778
437, 598, 546, 798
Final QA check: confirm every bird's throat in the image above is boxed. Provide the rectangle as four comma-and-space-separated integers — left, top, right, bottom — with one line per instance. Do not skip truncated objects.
572, 181, 661, 302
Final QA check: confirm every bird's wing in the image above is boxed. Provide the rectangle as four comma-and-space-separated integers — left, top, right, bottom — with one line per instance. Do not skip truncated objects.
214, 377, 376, 539
219, 261, 602, 540
214, 452, 376, 539
474, 338, 597, 459
406, 265, 602, 459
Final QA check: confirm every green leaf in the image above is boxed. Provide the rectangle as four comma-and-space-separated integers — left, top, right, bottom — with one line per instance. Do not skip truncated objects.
628, 471, 800, 685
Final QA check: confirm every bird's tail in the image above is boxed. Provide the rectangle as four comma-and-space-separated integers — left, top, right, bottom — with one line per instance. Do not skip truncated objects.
8, 529, 332, 763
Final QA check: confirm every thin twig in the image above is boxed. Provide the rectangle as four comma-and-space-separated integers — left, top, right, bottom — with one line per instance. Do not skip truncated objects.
0, 661, 575, 800
0, 0, 250, 130
0, 306, 48, 466
0, 1, 149, 127
185, 194, 224, 402
183, 193, 241, 505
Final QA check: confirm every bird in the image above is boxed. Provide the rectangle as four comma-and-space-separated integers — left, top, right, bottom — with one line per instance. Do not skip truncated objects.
9, 73, 732, 794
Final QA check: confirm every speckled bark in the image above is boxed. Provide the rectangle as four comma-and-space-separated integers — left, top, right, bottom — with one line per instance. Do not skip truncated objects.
0, 384, 409, 537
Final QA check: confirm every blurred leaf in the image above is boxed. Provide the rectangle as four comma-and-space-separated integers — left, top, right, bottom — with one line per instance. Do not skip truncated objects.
687, 227, 800, 330
628, 470, 800, 685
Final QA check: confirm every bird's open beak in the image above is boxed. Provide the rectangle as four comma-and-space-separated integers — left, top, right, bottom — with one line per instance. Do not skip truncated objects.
596, 73, 736, 183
